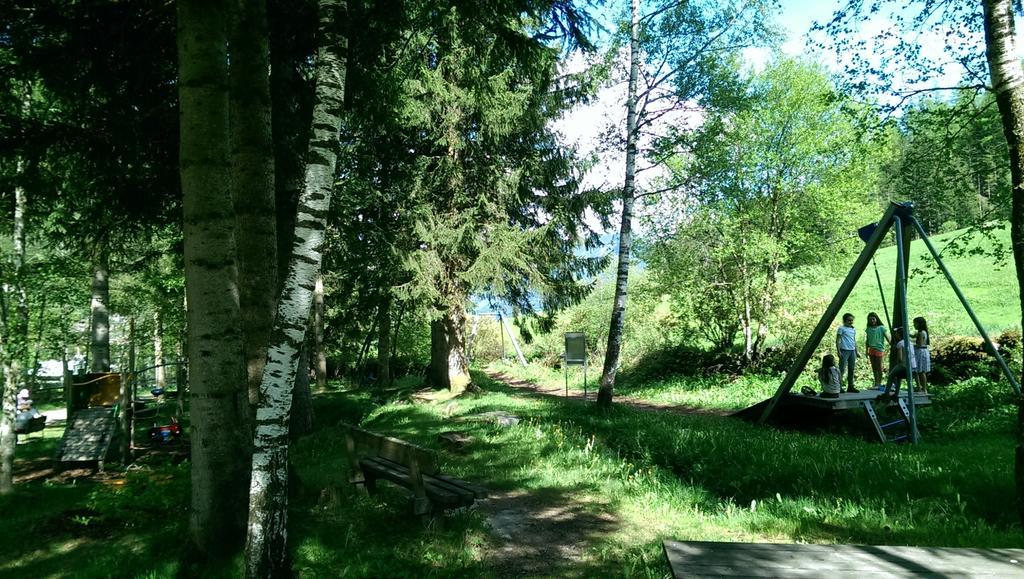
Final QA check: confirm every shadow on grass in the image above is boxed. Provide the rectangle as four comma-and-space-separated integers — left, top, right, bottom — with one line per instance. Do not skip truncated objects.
0, 469, 188, 579
290, 389, 629, 577
471, 369, 1024, 547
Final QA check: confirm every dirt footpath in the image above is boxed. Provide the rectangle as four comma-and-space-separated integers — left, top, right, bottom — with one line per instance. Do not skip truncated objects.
485, 370, 726, 417
481, 489, 618, 577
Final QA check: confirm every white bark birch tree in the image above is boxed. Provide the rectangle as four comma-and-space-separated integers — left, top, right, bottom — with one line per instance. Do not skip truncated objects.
597, 0, 640, 409
0, 169, 28, 495
177, 0, 251, 557
154, 310, 166, 390
89, 243, 110, 373
313, 275, 327, 390
244, 0, 348, 574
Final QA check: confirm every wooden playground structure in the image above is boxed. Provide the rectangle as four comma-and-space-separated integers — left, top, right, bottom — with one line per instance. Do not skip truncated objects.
58, 359, 186, 469
743, 202, 1021, 443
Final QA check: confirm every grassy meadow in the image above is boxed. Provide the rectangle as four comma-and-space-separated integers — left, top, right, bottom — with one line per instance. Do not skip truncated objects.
803, 223, 1020, 337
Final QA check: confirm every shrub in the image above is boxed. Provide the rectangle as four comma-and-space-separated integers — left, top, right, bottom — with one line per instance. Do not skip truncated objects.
929, 334, 1015, 384
997, 328, 1021, 356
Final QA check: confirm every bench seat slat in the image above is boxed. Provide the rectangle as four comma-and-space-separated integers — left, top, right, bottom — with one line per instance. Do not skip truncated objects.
423, 475, 477, 501
359, 457, 470, 506
344, 423, 487, 516
433, 473, 489, 499
370, 457, 474, 500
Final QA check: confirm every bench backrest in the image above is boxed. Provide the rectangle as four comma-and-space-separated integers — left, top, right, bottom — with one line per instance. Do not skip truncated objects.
343, 424, 438, 475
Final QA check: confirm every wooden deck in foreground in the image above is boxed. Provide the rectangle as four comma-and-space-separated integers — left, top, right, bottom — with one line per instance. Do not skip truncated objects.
664, 540, 1024, 578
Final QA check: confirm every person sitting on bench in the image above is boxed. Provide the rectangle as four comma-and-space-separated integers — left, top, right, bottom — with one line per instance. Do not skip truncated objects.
15, 388, 45, 435
17, 388, 40, 418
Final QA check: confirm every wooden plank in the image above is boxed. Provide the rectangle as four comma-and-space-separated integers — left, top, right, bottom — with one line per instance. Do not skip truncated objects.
359, 457, 466, 506
60, 407, 116, 462
786, 391, 930, 411
422, 475, 476, 502
372, 456, 474, 500
346, 425, 438, 474
760, 205, 898, 424
664, 540, 1024, 578
433, 473, 488, 499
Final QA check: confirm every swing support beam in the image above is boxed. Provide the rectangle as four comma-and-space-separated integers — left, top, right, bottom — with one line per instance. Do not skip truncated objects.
758, 203, 898, 425
909, 217, 1021, 396
893, 216, 918, 442
759, 202, 1021, 432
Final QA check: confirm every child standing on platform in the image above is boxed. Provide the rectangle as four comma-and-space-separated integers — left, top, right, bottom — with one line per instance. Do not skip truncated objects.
913, 316, 931, 393
883, 327, 916, 397
835, 313, 859, 392
865, 312, 889, 389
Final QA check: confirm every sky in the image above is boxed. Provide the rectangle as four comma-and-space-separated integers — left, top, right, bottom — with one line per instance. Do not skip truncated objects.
555, 0, 993, 214
556, 0, 847, 196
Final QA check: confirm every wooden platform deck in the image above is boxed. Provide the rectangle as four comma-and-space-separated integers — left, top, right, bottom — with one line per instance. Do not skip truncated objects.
664, 540, 1024, 578
787, 389, 931, 411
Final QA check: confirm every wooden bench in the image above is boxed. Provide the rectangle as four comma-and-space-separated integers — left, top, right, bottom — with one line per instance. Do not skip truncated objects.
663, 540, 1024, 578
343, 424, 487, 520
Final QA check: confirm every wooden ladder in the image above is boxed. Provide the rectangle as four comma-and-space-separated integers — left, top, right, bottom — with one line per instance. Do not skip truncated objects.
862, 397, 920, 443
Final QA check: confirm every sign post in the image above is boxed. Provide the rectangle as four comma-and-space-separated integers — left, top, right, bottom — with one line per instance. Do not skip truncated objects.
564, 332, 587, 399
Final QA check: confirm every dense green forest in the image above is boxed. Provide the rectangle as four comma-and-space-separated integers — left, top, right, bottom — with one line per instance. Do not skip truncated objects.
3, 0, 1024, 577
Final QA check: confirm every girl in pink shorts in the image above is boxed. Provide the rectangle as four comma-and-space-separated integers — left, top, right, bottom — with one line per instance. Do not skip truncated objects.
865, 312, 890, 389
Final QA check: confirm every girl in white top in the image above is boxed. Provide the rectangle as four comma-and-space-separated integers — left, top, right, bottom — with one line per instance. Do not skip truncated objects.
817, 354, 841, 398
913, 316, 931, 393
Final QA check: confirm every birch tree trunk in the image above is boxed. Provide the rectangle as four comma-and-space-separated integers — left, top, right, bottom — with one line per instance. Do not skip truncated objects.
0, 169, 28, 495
89, 244, 111, 373
982, 0, 1024, 527
154, 310, 166, 390
230, 0, 278, 422
597, 0, 640, 409
244, 0, 348, 573
178, 0, 251, 557
313, 275, 327, 390
377, 294, 391, 387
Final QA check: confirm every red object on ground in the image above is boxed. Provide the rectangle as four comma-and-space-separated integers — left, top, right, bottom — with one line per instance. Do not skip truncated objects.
149, 417, 182, 444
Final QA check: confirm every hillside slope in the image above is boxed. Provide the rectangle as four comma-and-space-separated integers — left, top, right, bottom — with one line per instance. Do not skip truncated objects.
806, 223, 1019, 336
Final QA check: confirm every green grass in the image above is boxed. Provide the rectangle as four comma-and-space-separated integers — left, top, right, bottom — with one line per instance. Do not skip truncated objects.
805, 223, 1020, 336
497, 361, 780, 412
3, 367, 1021, 578
0, 427, 191, 579
290, 370, 1023, 576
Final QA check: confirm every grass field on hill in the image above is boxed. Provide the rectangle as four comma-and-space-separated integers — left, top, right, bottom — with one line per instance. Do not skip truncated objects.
805, 223, 1019, 337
